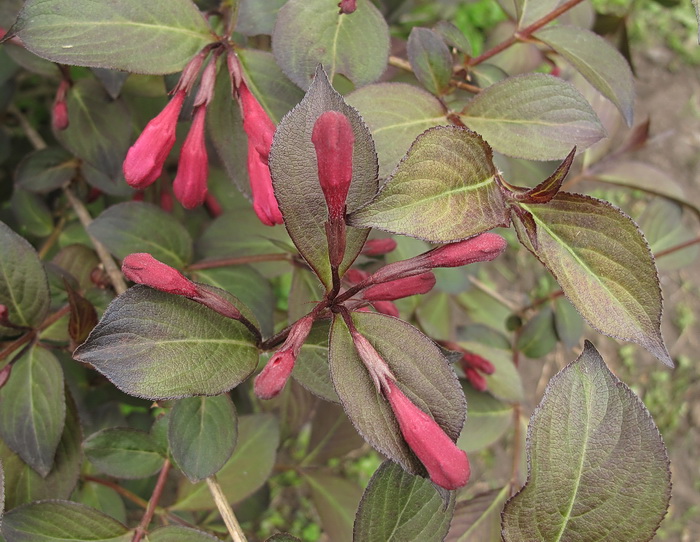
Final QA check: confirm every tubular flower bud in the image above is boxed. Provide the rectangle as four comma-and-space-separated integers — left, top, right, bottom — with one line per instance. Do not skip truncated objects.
370, 232, 507, 284
362, 272, 436, 301
425, 233, 507, 268
254, 315, 314, 399
240, 82, 283, 226
361, 238, 397, 256
344, 268, 369, 285
370, 300, 399, 318
349, 329, 395, 393
460, 351, 494, 392
311, 111, 355, 221
338, 0, 357, 14
123, 90, 186, 189
385, 380, 470, 490
52, 100, 69, 131
173, 105, 209, 209
0, 364, 11, 389
122, 253, 199, 297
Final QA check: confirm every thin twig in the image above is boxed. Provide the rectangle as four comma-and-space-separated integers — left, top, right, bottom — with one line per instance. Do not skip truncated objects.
187, 253, 290, 271
467, 276, 520, 312
0, 304, 71, 361
654, 237, 700, 259
468, 0, 587, 66
132, 460, 172, 542
388, 55, 481, 94
9, 104, 48, 149
206, 475, 247, 542
38, 215, 67, 259
63, 185, 128, 294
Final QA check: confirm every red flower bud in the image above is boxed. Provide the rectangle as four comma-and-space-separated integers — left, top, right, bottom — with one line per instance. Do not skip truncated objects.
361, 238, 397, 256
312, 111, 354, 221
0, 364, 12, 389
338, 0, 357, 14
370, 300, 399, 317
121, 253, 198, 297
345, 268, 369, 285
123, 90, 186, 190
254, 315, 314, 399
205, 193, 223, 217
173, 105, 209, 209
385, 380, 470, 490
362, 272, 436, 301
462, 351, 495, 375
240, 82, 283, 226
463, 367, 487, 392
426, 233, 507, 268
52, 100, 69, 131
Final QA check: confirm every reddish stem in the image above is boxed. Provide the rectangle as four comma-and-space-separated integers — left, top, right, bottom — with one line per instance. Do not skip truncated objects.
132, 460, 171, 542
468, 0, 587, 66
187, 253, 290, 271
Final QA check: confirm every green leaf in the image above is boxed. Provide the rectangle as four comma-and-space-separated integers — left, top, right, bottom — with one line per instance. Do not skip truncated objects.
515, 306, 557, 358
0, 461, 4, 520
193, 266, 275, 338
346, 83, 447, 178
146, 526, 220, 542
169, 395, 237, 482
15, 147, 77, 193
304, 402, 364, 464
535, 25, 634, 125
89, 202, 193, 268
73, 286, 259, 400
446, 487, 510, 542
55, 79, 132, 181
195, 211, 292, 277
457, 389, 511, 453
1, 501, 130, 542
639, 199, 699, 272
173, 414, 279, 510
501, 342, 671, 541
239, 49, 305, 124
0, 221, 50, 335
1, 388, 82, 509
329, 312, 465, 476
416, 292, 453, 340
349, 126, 508, 242
407, 27, 453, 96
269, 67, 378, 289
0, 347, 65, 476
304, 472, 363, 542
553, 296, 584, 350
236, 0, 287, 36
514, 0, 559, 28
51, 244, 100, 292
433, 21, 472, 56
511, 192, 672, 366
460, 74, 605, 160
591, 160, 700, 217
10, 189, 54, 238
293, 320, 338, 403
354, 460, 455, 542
9, 0, 213, 74
272, 0, 389, 89
73, 482, 127, 524
83, 428, 164, 479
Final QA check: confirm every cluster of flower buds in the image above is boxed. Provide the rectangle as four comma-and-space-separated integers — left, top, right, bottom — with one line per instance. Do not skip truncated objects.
52, 78, 70, 131
439, 341, 495, 392
123, 48, 217, 209
121, 253, 259, 338
254, 314, 314, 399
312, 110, 355, 271
346, 321, 470, 490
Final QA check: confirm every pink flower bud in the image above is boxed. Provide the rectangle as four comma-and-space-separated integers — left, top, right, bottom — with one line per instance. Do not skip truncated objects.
338, 0, 357, 14
463, 367, 487, 392
426, 233, 507, 268
254, 315, 314, 399
121, 253, 198, 297
362, 272, 436, 301
123, 90, 186, 190
344, 268, 369, 285
0, 364, 12, 389
361, 238, 397, 256
205, 193, 223, 217
173, 105, 208, 209
462, 351, 495, 375
240, 82, 283, 226
371, 300, 399, 317
385, 380, 470, 490
311, 111, 354, 221
52, 100, 69, 131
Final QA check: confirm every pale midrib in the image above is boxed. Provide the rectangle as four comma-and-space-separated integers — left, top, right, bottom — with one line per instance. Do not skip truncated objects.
0, 261, 28, 326
552, 381, 593, 542
463, 487, 510, 538
372, 116, 446, 135
463, 114, 589, 128
329, 13, 344, 79
377, 176, 495, 210
306, 475, 355, 525
521, 204, 638, 322
32, 21, 210, 41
